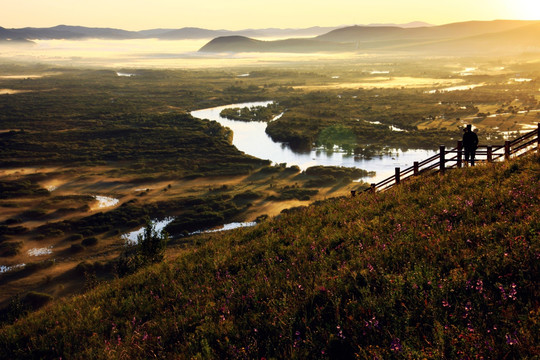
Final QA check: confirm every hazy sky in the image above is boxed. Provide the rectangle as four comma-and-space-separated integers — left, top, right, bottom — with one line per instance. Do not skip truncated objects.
1, 0, 539, 30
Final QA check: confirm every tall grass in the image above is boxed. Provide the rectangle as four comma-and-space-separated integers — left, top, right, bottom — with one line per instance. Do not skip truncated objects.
1, 155, 538, 359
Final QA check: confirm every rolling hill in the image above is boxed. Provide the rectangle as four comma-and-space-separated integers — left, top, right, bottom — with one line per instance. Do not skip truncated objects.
1, 153, 538, 358
199, 20, 540, 55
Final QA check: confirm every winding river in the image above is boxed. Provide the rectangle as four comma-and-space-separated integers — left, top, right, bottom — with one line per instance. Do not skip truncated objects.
191, 101, 437, 183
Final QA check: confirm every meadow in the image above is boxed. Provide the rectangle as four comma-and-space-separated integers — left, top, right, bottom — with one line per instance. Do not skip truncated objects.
0, 152, 537, 359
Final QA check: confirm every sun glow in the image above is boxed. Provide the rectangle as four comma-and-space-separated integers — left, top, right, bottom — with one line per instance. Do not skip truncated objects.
509, 0, 540, 20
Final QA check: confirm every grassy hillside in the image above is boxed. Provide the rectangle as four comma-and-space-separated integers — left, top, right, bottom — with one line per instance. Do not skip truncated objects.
0, 154, 538, 359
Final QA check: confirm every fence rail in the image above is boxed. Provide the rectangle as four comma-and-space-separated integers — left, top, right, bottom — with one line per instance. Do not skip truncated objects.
362, 123, 540, 194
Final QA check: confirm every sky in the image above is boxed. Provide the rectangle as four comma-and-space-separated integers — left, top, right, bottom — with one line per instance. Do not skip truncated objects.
1, 0, 539, 30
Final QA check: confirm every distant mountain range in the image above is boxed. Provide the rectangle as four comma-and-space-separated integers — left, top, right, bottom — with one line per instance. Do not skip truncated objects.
0, 22, 435, 44
0, 25, 345, 43
199, 20, 540, 55
2, 20, 539, 56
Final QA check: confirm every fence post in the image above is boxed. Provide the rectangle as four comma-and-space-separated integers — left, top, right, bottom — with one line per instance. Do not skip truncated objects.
457, 141, 463, 168
439, 145, 446, 174
370, 183, 376, 193
395, 167, 400, 185
537, 123, 540, 152
487, 146, 492, 162
413, 161, 419, 176
505, 141, 511, 160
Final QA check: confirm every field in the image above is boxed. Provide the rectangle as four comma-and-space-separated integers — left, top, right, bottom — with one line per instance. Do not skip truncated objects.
0, 55, 539, 317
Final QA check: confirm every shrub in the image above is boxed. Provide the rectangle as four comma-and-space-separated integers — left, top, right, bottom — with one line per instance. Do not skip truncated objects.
21, 209, 48, 220
75, 261, 93, 274
81, 237, 98, 247
44, 229, 64, 238
69, 244, 84, 253
21, 292, 52, 310
67, 234, 84, 242
115, 221, 168, 277
0, 241, 22, 257
4, 218, 22, 225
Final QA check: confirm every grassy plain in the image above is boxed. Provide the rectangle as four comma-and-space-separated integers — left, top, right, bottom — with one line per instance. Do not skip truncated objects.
0, 56, 539, 318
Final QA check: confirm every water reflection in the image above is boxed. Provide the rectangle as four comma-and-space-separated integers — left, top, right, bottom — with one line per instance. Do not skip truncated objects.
93, 195, 119, 209
122, 217, 174, 245
190, 222, 257, 235
0, 264, 26, 274
122, 218, 257, 244
28, 247, 53, 256
191, 101, 436, 183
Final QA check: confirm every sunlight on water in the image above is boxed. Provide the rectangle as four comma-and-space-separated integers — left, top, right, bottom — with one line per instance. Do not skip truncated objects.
122, 218, 175, 245
425, 83, 485, 93
0, 264, 26, 274
511, 78, 532, 82
191, 101, 437, 183
191, 222, 257, 235
93, 195, 119, 209
0, 89, 33, 95
27, 247, 53, 256
0, 75, 49, 79
122, 218, 256, 243
116, 72, 136, 77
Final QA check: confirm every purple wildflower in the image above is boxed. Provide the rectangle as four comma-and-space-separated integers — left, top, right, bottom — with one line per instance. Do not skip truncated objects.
390, 338, 402, 352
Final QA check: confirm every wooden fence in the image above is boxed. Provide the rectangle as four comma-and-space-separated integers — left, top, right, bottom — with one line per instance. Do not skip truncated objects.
362, 123, 540, 193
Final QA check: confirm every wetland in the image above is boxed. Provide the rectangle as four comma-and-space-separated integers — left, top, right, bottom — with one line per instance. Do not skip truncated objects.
1, 52, 539, 311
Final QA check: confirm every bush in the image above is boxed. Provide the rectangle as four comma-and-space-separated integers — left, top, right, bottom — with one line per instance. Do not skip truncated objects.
21, 209, 48, 220
0, 241, 22, 257
44, 229, 64, 238
272, 188, 319, 200
22, 260, 55, 273
67, 234, 84, 242
81, 237, 98, 247
4, 218, 22, 225
69, 244, 84, 253
233, 191, 262, 202
115, 221, 168, 277
75, 261, 93, 274
21, 292, 53, 310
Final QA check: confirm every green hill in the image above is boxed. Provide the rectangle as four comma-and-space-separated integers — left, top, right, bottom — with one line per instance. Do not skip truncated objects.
0, 154, 538, 359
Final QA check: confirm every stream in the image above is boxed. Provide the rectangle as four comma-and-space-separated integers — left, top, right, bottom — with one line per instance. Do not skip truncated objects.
190, 101, 437, 183
119, 101, 438, 243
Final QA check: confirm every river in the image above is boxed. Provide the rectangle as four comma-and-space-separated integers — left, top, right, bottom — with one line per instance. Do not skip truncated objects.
191, 101, 436, 183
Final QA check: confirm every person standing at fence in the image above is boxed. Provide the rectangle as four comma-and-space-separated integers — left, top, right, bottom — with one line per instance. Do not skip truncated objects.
462, 124, 479, 166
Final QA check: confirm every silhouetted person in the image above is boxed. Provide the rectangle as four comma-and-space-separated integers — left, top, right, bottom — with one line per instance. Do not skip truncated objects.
462, 124, 479, 166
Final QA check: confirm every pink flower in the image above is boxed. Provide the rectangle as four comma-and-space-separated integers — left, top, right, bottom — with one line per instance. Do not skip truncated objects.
390, 338, 402, 352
